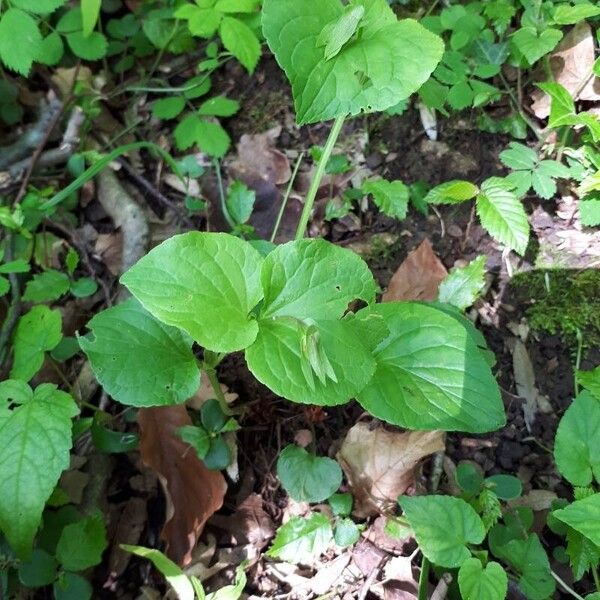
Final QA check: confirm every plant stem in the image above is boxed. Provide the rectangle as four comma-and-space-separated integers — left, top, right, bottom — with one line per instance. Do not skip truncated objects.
551, 570, 586, 600
204, 367, 233, 416
418, 555, 430, 600
295, 114, 346, 240
270, 151, 304, 243
214, 158, 236, 230
593, 567, 600, 593
574, 328, 583, 396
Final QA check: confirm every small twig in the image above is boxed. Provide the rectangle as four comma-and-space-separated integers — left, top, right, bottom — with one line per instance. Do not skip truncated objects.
116, 157, 190, 223
14, 97, 67, 204
0, 96, 63, 170
431, 206, 445, 238
430, 573, 452, 600
357, 555, 387, 600
2, 108, 85, 187
428, 450, 445, 493
461, 204, 476, 251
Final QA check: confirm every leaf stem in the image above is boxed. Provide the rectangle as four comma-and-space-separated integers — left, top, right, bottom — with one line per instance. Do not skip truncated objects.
574, 327, 583, 397
551, 570, 586, 600
593, 566, 600, 593
418, 555, 430, 600
271, 151, 304, 243
204, 367, 233, 416
295, 114, 346, 240
214, 158, 236, 230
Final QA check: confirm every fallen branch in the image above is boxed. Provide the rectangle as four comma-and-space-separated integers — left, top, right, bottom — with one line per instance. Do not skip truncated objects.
96, 167, 149, 300
0, 107, 85, 190
0, 95, 62, 170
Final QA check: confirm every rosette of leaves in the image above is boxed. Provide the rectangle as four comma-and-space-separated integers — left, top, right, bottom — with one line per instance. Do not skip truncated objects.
500, 142, 570, 200
262, 0, 444, 124
419, 4, 506, 112
82, 232, 505, 434
151, 70, 241, 158
174, 0, 262, 73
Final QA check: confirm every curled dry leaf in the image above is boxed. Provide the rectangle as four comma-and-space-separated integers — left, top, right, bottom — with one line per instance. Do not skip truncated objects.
531, 22, 600, 118
382, 239, 447, 302
138, 406, 227, 566
337, 423, 445, 518
211, 493, 274, 546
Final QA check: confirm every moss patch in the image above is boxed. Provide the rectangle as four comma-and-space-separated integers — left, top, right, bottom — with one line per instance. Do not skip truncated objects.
512, 268, 600, 348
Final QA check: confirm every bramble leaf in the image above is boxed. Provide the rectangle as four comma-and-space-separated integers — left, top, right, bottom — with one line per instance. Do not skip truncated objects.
152, 97, 186, 120
262, 0, 443, 124
122, 233, 264, 353
267, 513, 333, 563
220, 16, 261, 73
10, 306, 62, 382
554, 391, 600, 487
22, 270, 70, 303
356, 303, 505, 432
277, 445, 342, 502
0, 9, 42, 75
362, 178, 409, 219
424, 180, 479, 204
399, 495, 485, 567
437, 255, 486, 310
476, 178, 529, 254
554, 494, 600, 547
80, 299, 200, 407
0, 384, 78, 558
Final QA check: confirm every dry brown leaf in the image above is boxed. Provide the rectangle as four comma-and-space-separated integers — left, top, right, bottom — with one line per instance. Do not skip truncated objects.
95, 232, 123, 277
512, 339, 540, 432
531, 22, 600, 118
382, 239, 447, 302
337, 423, 445, 518
138, 406, 227, 566
229, 126, 291, 186
510, 490, 558, 512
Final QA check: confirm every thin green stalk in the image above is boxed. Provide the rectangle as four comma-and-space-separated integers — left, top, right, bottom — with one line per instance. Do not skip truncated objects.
41, 141, 186, 210
551, 570, 585, 600
593, 567, 600, 593
295, 114, 346, 240
204, 367, 233, 416
270, 151, 304, 243
574, 328, 583, 396
214, 159, 236, 230
418, 555, 430, 600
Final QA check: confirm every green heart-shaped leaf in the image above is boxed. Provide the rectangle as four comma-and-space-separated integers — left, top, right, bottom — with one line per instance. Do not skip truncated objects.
262, 0, 443, 124
458, 558, 507, 600
512, 27, 562, 65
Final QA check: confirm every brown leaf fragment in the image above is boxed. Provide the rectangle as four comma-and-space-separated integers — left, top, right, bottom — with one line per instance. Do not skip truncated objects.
138, 406, 227, 566
382, 239, 447, 302
337, 423, 445, 518
210, 492, 274, 547
531, 22, 600, 118
229, 127, 291, 186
